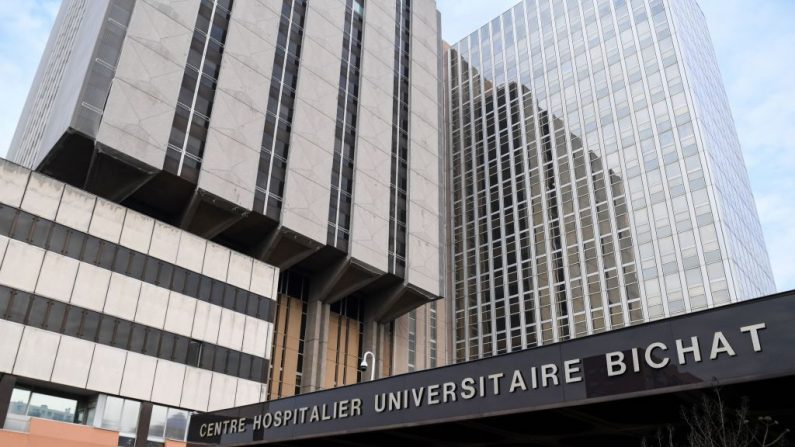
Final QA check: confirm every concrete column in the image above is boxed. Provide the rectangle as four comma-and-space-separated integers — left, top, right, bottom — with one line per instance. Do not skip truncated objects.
0, 374, 16, 429
300, 296, 330, 393
133, 402, 153, 447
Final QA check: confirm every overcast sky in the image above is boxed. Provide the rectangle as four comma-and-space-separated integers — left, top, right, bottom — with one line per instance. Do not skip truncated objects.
1, 0, 792, 292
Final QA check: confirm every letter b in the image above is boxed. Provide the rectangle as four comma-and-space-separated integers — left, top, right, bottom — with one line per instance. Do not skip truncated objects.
606, 351, 627, 377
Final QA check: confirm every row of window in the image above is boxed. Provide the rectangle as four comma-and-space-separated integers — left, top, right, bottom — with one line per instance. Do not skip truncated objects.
165, 0, 233, 183
327, 0, 365, 251
0, 284, 269, 382
387, 0, 412, 277
0, 204, 275, 323
254, 0, 307, 220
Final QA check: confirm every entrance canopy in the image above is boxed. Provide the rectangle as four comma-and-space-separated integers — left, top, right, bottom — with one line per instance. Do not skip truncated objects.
188, 291, 795, 446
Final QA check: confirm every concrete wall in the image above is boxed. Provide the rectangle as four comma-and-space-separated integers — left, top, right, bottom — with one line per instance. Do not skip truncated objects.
406, 0, 443, 296
97, 0, 200, 171
198, 0, 281, 208
0, 159, 278, 412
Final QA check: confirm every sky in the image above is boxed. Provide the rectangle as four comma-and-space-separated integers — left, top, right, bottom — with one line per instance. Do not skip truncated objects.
0, 0, 792, 291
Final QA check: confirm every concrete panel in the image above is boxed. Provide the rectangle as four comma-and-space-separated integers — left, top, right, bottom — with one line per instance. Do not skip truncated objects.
151, 360, 186, 407
198, 129, 258, 208
202, 242, 230, 282
361, 0, 397, 70
222, 0, 277, 102
411, 1, 439, 56
410, 88, 439, 138
410, 145, 440, 188
407, 234, 440, 296
228, 0, 281, 70
20, 172, 64, 220
192, 301, 222, 344
51, 336, 94, 388
141, 0, 201, 30
120, 351, 157, 401
257, 321, 273, 360
350, 204, 390, 272
88, 198, 126, 243
208, 88, 266, 150
104, 272, 142, 320
411, 104, 439, 153
134, 282, 170, 329
14, 327, 60, 381
283, 131, 334, 190
119, 209, 155, 254
290, 72, 338, 149
56, 185, 96, 232
281, 171, 332, 245
227, 251, 253, 290
164, 291, 196, 337
0, 319, 24, 373
148, 220, 180, 264
36, 251, 80, 303
0, 160, 30, 207
408, 172, 440, 224
181, 367, 212, 411
216, 308, 245, 352
115, 33, 185, 106
175, 231, 206, 273
208, 372, 237, 411
234, 378, 262, 407
97, 78, 172, 170
358, 75, 395, 137
250, 262, 276, 297
240, 315, 259, 357
87, 344, 127, 395
0, 239, 45, 293
303, 1, 346, 63
71, 262, 112, 312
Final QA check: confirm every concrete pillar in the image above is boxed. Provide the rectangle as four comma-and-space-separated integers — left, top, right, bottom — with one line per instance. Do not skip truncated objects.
0, 374, 16, 429
300, 295, 330, 393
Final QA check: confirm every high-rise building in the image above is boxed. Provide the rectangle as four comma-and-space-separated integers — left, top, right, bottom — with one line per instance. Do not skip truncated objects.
445, 0, 774, 362
2, 0, 445, 445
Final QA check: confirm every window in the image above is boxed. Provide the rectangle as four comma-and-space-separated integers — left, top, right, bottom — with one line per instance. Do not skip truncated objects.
98, 395, 140, 443
8, 388, 84, 424
147, 405, 189, 444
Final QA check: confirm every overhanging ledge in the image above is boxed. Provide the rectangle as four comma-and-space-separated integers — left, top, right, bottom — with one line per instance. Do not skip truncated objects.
187, 290, 795, 446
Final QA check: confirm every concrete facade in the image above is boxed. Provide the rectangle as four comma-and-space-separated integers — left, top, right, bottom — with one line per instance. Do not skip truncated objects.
8, 0, 448, 408
0, 159, 278, 415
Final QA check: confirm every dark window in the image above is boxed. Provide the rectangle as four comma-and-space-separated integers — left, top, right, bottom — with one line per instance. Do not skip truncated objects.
0, 285, 11, 317
9, 211, 33, 241
26, 296, 48, 328
30, 218, 52, 248
45, 301, 66, 331
7, 291, 31, 324
0, 205, 16, 234
187, 340, 201, 367
200, 344, 215, 370
63, 307, 82, 337
143, 328, 160, 356
173, 336, 190, 364
113, 320, 132, 349
97, 315, 115, 344
158, 332, 175, 360
81, 311, 100, 340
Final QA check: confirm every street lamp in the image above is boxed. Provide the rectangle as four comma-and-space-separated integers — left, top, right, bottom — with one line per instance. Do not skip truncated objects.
359, 351, 376, 381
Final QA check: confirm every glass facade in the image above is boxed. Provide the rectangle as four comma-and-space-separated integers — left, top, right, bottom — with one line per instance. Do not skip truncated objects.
447, 0, 774, 362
